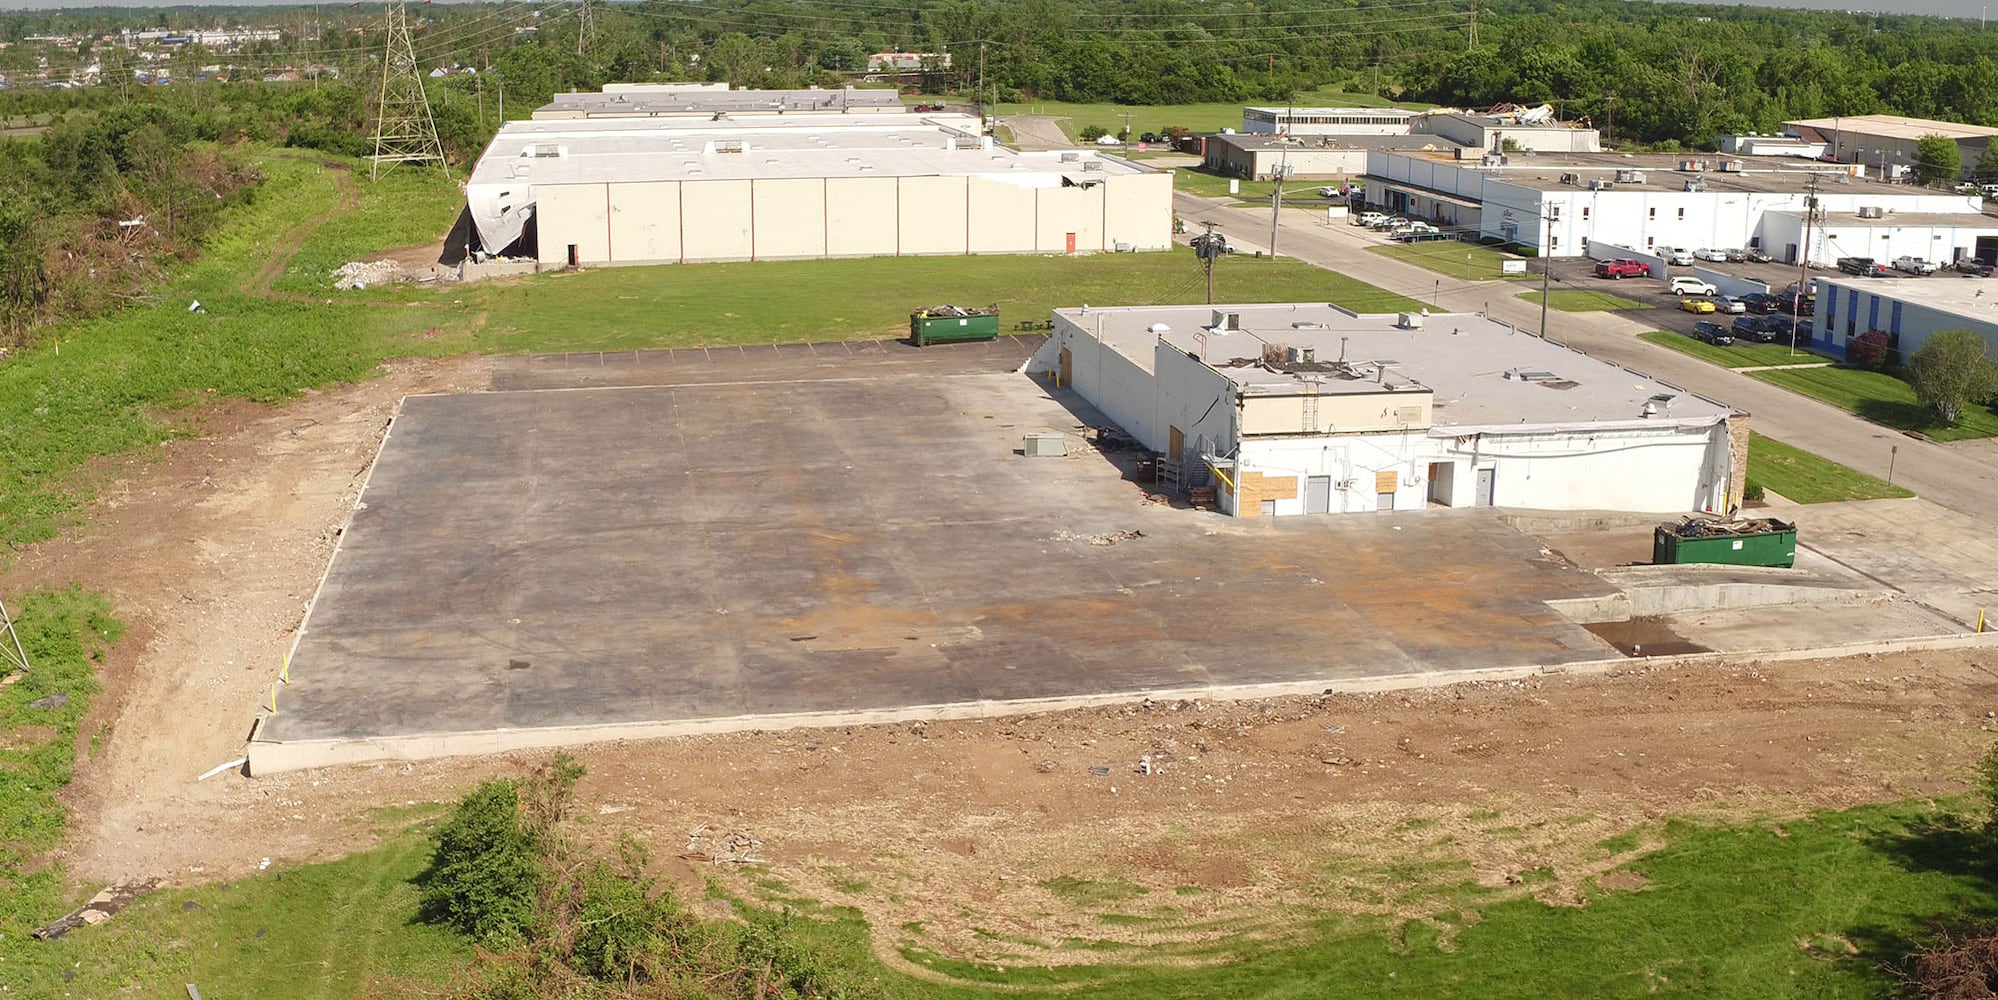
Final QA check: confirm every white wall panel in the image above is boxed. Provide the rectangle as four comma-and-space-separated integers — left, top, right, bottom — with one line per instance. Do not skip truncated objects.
606, 181, 682, 264
750, 178, 827, 259
537, 183, 610, 265
897, 176, 969, 255
679, 179, 754, 261
966, 178, 1037, 253
825, 177, 900, 256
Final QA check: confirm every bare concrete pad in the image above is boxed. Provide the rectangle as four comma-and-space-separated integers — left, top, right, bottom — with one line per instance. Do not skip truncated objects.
252, 360, 1628, 771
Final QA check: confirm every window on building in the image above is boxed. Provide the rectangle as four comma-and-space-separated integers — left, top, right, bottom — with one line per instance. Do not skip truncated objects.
1550, 235, 1561, 250
1677, 208, 1686, 220
1581, 206, 1590, 220
1648, 207, 1656, 219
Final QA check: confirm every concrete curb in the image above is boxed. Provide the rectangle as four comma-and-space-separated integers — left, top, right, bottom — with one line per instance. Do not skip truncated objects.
244, 629, 1998, 775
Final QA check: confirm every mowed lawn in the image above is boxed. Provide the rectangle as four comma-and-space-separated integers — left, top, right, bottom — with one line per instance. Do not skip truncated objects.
474, 249, 1423, 353
1515, 289, 1646, 312
1638, 331, 1831, 369
1747, 433, 1912, 503
1372, 241, 1532, 282
1751, 365, 1998, 441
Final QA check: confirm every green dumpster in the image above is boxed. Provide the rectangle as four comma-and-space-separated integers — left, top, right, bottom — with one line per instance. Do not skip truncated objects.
1652, 516, 1797, 568
910, 305, 1001, 346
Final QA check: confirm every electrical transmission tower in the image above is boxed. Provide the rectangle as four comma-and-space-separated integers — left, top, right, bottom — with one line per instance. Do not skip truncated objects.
0, 594, 31, 677
576, 0, 596, 58
1467, 0, 1479, 48
368, 0, 447, 180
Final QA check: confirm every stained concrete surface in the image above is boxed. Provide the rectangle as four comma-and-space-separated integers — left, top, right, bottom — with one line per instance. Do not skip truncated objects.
259, 347, 1625, 756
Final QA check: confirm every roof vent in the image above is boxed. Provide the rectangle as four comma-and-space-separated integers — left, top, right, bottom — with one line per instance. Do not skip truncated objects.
1615, 169, 1645, 183
1858, 205, 1885, 219
1082, 161, 1103, 172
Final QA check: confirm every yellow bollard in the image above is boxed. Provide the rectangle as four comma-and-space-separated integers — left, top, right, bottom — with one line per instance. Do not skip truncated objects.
280, 652, 290, 685
1980, 608, 1987, 634
267, 683, 279, 714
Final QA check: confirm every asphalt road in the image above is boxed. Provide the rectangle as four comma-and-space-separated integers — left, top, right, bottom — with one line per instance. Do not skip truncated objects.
1172, 191, 1998, 518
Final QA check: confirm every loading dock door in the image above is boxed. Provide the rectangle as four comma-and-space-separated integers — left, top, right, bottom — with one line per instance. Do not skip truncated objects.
1475, 468, 1495, 506
1305, 476, 1331, 514
1058, 348, 1073, 386
1979, 236, 1998, 265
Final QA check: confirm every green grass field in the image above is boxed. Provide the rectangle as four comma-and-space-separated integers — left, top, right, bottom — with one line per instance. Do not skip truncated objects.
1515, 289, 1647, 312
999, 89, 1433, 142
1637, 331, 1829, 369
1751, 365, 1998, 442
1746, 433, 1913, 504
5, 798, 1985, 998
1371, 242, 1532, 282
1172, 168, 1284, 202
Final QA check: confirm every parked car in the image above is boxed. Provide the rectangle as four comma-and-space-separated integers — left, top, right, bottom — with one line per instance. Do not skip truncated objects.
1369, 215, 1408, 230
1776, 293, 1815, 316
1354, 211, 1389, 227
1741, 292, 1782, 314
1679, 297, 1717, 314
1139, 132, 1158, 143
1837, 256, 1890, 277
1956, 258, 1996, 277
1693, 248, 1731, 263
1691, 321, 1735, 345
1892, 256, 1939, 275
1732, 315, 1789, 343
1982, 183, 1998, 198
1594, 258, 1651, 279
1722, 248, 1749, 263
1714, 295, 1749, 314
1668, 277, 1719, 297
1742, 247, 1774, 263
1666, 247, 1696, 266
1190, 232, 1238, 255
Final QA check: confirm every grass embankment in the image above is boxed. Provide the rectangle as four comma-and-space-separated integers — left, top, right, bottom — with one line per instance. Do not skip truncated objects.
1638, 331, 1824, 369
0, 589, 122, 945
1000, 89, 1433, 142
6, 798, 1986, 997
1371, 242, 1532, 282
1752, 365, 1998, 442
1747, 433, 1913, 504
1515, 289, 1647, 312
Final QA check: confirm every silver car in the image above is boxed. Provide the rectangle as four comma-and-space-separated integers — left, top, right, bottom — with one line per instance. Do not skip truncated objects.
1714, 295, 1749, 315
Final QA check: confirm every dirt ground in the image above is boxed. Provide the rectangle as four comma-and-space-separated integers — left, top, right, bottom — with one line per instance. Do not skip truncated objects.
10, 364, 1998, 973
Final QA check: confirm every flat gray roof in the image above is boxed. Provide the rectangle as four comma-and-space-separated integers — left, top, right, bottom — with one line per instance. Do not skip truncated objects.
1763, 209, 1998, 230
1057, 303, 1735, 432
1817, 274, 1998, 318
467, 116, 1147, 187
536, 86, 905, 117
1209, 132, 1466, 153
1244, 106, 1423, 118
1465, 152, 1885, 194
1786, 115, 1998, 142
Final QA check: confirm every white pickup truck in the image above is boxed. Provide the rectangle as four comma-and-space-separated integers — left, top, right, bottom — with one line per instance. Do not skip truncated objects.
1892, 256, 1939, 275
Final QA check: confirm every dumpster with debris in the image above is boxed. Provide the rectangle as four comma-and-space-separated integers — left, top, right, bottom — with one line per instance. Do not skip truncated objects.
910, 304, 1001, 346
1652, 516, 1797, 568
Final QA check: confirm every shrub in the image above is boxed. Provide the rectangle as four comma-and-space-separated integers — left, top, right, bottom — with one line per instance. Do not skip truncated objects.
1847, 329, 1899, 371
1078, 124, 1108, 141
419, 779, 543, 947
1742, 480, 1765, 502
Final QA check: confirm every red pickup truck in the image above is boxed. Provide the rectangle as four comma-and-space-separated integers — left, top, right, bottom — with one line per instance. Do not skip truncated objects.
1594, 258, 1651, 279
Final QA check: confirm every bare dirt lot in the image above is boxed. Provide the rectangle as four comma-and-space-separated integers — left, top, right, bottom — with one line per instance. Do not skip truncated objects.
8, 355, 1998, 974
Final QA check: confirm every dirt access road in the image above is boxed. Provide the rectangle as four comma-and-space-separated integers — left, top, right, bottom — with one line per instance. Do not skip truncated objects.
8, 360, 1998, 972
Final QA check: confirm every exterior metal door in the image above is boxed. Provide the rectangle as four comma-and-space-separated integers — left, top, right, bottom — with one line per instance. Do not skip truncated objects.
1058, 348, 1073, 386
1304, 476, 1331, 514
1475, 467, 1495, 506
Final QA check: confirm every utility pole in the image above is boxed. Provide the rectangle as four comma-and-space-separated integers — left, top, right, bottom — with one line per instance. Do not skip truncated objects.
1199, 221, 1220, 304
368, 0, 448, 179
1794, 173, 1819, 356
1119, 111, 1135, 141
1467, 0, 1479, 49
1270, 163, 1289, 259
1604, 93, 1616, 148
575, 0, 595, 59
976, 41, 986, 127
1538, 213, 1553, 340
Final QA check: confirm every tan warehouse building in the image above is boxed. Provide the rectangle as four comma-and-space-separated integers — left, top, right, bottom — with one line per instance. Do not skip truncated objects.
466, 115, 1173, 267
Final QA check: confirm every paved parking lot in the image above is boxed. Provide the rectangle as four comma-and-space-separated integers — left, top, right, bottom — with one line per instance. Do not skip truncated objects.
251, 343, 1626, 770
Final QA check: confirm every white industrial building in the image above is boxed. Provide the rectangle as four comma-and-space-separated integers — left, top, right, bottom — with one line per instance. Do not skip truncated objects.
1718, 133, 1829, 159
1366, 150, 1996, 260
1812, 275, 1998, 361
1201, 133, 1466, 181
1785, 114, 1998, 181
533, 84, 908, 120
1242, 107, 1423, 136
1028, 303, 1744, 517
466, 115, 1173, 267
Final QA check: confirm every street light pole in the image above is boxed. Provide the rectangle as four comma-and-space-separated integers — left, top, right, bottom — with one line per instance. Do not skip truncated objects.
1538, 213, 1552, 339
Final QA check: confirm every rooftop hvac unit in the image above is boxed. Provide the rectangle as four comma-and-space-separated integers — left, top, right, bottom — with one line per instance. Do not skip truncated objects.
1212, 309, 1241, 331
1684, 179, 1706, 192
1286, 346, 1318, 364
1396, 311, 1424, 329
1082, 161, 1103, 171
1615, 169, 1646, 183
1858, 205, 1885, 219
1718, 160, 1744, 173
1059, 152, 1080, 162
1560, 173, 1579, 185
1023, 433, 1068, 458
1587, 179, 1610, 191
1677, 159, 1704, 172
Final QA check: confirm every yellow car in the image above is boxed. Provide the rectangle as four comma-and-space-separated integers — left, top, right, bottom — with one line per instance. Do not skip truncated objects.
1679, 297, 1717, 314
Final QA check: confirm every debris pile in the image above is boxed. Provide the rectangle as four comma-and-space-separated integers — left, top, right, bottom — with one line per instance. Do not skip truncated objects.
1658, 515, 1795, 539
332, 259, 404, 290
